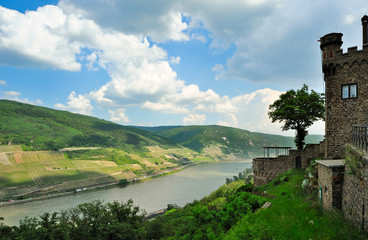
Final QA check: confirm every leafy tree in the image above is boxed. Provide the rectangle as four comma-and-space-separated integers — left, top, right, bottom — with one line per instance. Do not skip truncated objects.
268, 84, 324, 150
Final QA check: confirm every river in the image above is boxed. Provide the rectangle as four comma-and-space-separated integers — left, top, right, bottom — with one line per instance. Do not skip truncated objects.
0, 160, 252, 226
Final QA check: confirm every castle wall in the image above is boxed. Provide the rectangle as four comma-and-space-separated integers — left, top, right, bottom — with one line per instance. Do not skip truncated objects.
323, 45, 368, 158
253, 143, 324, 186
341, 146, 368, 231
253, 156, 293, 186
316, 160, 344, 210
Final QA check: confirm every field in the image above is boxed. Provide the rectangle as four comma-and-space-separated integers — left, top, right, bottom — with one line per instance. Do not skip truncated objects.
0, 144, 225, 199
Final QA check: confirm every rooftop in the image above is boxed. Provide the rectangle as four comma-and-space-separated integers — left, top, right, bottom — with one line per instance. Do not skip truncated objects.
316, 160, 345, 168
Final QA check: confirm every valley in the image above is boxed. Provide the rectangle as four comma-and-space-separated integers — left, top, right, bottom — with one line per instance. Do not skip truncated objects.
0, 100, 323, 201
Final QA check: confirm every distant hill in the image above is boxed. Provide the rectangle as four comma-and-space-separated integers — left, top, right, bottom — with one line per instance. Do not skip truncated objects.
0, 100, 173, 151
0, 100, 323, 157
137, 125, 324, 157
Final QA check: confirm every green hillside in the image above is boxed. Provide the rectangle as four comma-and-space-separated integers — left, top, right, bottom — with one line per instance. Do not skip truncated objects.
0, 100, 324, 199
138, 125, 324, 157
0, 100, 173, 152
0, 100, 323, 157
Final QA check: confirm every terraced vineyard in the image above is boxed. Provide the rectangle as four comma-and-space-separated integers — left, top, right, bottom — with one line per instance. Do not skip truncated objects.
0, 145, 218, 199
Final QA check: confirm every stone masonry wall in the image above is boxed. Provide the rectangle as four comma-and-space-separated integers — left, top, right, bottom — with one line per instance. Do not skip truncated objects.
253, 156, 293, 186
322, 42, 368, 158
342, 145, 368, 231
253, 142, 324, 186
318, 164, 333, 209
317, 163, 344, 210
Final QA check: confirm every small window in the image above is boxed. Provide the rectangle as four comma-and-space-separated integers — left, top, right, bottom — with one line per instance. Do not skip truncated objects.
342, 84, 358, 99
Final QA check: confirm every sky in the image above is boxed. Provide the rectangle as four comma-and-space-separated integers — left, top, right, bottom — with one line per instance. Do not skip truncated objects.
0, 0, 367, 136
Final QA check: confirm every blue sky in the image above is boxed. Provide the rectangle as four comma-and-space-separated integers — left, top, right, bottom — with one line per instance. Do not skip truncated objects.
0, 0, 367, 136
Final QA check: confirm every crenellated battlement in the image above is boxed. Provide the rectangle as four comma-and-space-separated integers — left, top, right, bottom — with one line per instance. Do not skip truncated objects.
322, 46, 368, 78
325, 45, 368, 62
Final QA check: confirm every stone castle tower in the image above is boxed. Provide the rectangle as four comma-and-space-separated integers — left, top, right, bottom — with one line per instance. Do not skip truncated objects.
320, 15, 368, 158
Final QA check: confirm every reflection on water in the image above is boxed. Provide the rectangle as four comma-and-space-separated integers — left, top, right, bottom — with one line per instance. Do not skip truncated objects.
0, 160, 252, 226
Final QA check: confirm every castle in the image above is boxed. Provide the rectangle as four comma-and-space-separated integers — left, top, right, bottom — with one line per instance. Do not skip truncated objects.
253, 15, 368, 231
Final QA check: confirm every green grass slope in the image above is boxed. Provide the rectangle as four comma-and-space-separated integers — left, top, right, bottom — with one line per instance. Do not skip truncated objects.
0, 100, 174, 151
138, 125, 324, 157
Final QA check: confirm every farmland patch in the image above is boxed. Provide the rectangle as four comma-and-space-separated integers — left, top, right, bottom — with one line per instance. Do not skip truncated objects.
0, 171, 33, 187
0, 152, 11, 165
0, 145, 22, 152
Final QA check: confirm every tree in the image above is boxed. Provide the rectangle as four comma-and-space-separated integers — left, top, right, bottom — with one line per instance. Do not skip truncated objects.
268, 84, 324, 150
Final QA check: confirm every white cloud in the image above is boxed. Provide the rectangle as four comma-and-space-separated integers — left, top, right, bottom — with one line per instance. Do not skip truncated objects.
140, 84, 237, 117
1, 91, 43, 105
230, 88, 287, 134
108, 108, 130, 124
183, 114, 206, 125
2, 91, 20, 96
190, 33, 206, 42
0, 5, 81, 70
217, 113, 238, 127
0, 80, 6, 85
226, 87, 324, 136
55, 91, 93, 115
212, 64, 225, 80
59, 0, 188, 43
169, 56, 181, 64
0, 4, 190, 114
142, 101, 189, 114
85, 51, 99, 71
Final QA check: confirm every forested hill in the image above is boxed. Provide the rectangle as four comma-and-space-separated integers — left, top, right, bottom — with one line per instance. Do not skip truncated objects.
0, 100, 174, 151
137, 125, 324, 157
0, 100, 323, 156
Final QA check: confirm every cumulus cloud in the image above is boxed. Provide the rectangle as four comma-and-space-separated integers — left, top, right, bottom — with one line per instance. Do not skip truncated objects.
59, 0, 188, 43
183, 114, 206, 125
230, 88, 286, 134
217, 113, 238, 127
55, 91, 93, 115
108, 108, 130, 124
2, 91, 20, 96
1, 91, 43, 105
0, 5, 81, 70
140, 83, 237, 116
142, 101, 189, 114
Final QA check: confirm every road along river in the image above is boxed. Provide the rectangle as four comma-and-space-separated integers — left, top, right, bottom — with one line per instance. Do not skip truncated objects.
0, 160, 252, 226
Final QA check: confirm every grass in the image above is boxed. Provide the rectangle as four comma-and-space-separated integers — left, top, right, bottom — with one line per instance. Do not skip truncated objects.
5, 151, 65, 164
223, 170, 368, 240
0, 145, 22, 152
71, 160, 117, 168
55, 159, 75, 169
37, 170, 86, 184
0, 171, 33, 187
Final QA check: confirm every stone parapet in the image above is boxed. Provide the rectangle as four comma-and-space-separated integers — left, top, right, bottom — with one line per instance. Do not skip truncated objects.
253, 142, 324, 186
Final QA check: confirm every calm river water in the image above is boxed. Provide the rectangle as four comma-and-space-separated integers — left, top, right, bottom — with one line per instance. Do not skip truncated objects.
0, 160, 252, 226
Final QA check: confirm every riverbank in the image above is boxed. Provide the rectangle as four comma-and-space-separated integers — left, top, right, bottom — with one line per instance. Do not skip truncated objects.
0, 162, 203, 207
